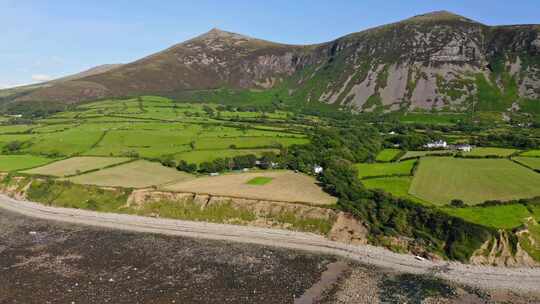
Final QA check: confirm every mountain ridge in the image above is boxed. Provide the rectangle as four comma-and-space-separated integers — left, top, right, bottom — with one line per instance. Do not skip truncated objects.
2, 11, 540, 114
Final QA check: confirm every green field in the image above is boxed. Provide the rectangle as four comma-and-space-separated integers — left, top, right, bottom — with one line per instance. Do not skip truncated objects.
520, 150, 540, 157
355, 160, 415, 179
399, 112, 467, 125
246, 176, 274, 185
23, 156, 132, 177
513, 157, 540, 170
410, 157, 540, 205
442, 204, 533, 229
0, 155, 56, 172
0, 96, 309, 163
67, 160, 193, 188
400, 150, 454, 160
362, 176, 428, 205
375, 149, 402, 162
463, 147, 517, 157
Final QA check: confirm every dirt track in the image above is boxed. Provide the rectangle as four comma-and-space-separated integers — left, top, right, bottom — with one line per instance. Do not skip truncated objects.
1, 194, 539, 293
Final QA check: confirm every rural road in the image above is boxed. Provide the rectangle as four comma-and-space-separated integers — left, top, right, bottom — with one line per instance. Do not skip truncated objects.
1, 194, 539, 292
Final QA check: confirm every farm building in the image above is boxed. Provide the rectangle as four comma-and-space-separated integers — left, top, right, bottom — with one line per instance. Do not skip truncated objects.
456, 144, 472, 152
425, 140, 447, 149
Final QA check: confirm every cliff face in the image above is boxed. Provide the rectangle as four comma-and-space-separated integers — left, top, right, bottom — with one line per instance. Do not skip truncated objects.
4, 11, 540, 113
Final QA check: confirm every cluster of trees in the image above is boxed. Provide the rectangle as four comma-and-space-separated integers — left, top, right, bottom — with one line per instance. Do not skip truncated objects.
280, 118, 495, 261
472, 131, 539, 149
162, 151, 280, 174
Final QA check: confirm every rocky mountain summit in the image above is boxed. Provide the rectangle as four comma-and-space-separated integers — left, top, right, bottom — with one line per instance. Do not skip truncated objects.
3, 11, 540, 112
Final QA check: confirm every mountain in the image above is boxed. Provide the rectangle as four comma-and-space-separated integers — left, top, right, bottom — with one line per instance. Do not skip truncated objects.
3, 11, 540, 113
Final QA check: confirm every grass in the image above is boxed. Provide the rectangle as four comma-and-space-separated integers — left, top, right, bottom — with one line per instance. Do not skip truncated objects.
23, 156, 132, 177
399, 112, 467, 125
26, 180, 130, 212
132, 200, 257, 224
513, 157, 540, 170
0, 154, 56, 172
400, 150, 454, 160
355, 160, 415, 179
521, 150, 540, 157
362, 176, 429, 205
463, 147, 517, 157
174, 149, 279, 164
67, 160, 193, 188
410, 157, 540, 205
375, 149, 402, 162
519, 221, 540, 262
164, 170, 336, 205
246, 176, 274, 185
442, 204, 532, 229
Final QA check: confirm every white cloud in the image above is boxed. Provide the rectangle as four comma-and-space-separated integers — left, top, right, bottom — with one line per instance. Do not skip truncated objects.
31, 74, 53, 82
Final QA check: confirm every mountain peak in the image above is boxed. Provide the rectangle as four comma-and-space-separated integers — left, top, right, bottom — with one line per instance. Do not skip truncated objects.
404, 10, 480, 24
196, 27, 253, 41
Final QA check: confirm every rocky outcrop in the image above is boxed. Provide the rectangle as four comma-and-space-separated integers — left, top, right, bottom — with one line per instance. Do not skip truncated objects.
328, 212, 369, 245
470, 230, 540, 267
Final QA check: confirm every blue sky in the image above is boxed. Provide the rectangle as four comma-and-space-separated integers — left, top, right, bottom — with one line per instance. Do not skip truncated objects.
1, 0, 538, 89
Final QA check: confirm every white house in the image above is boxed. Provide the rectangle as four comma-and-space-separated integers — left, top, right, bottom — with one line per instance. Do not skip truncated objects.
456, 144, 472, 152
314, 165, 324, 175
425, 140, 447, 149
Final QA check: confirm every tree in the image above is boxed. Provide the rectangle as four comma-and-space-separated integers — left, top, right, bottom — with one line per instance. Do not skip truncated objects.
450, 199, 465, 208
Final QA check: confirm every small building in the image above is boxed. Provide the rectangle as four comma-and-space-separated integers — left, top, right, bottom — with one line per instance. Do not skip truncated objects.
313, 165, 323, 175
425, 140, 448, 149
209, 172, 220, 176
456, 144, 472, 152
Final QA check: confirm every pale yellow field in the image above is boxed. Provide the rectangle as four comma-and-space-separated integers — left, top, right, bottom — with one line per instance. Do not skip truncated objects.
163, 170, 337, 205
66, 160, 193, 188
24, 156, 131, 177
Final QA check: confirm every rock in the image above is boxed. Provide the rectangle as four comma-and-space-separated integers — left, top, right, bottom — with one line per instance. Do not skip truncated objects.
328, 212, 368, 245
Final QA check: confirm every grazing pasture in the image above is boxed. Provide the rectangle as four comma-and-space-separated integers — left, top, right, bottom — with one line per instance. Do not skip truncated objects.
400, 150, 454, 160
246, 176, 274, 185
355, 160, 415, 179
0, 155, 55, 172
361, 176, 428, 205
520, 150, 540, 157
67, 160, 193, 188
513, 157, 540, 170
442, 204, 533, 229
463, 147, 517, 157
164, 170, 337, 205
375, 149, 402, 162
24, 156, 132, 177
410, 157, 540, 205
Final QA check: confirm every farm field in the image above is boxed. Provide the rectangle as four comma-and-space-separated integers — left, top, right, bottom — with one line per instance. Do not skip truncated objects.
23, 156, 132, 177
442, 204, 534, 229
520, 150, 540, 157
375, 149, 402, 162
173, 149, 278, 164
355, 160, 415, 179
0, 155, 56, 172
410, 157, 540, 205
163, 170, 337, 205
463, 147, 517, 157
513, 157, 540, 170
400, 150, 454, 160
361, 176, 428, 205
398, 112, 467, 125
0, 96, 309, 164
67, 160, 193, 188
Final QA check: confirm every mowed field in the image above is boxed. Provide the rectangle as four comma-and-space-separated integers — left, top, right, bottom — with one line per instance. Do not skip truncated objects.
400, 150, 453, 160
23, 156, 131, 177
0, 96, 309, 165
67, 160, 193, 188
410, 157, 540, 205
355, 160, 415, 179
375, 149, 402, 162
513, 157, 540, 170
0, 155, 56, 172
163, 170, 337, 205
463, 147, 517, 157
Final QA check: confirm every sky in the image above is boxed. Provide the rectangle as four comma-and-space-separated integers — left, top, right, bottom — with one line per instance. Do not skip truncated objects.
1, 0, 539, 89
